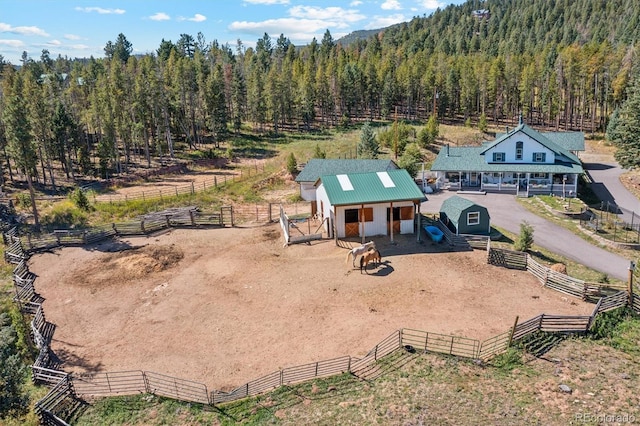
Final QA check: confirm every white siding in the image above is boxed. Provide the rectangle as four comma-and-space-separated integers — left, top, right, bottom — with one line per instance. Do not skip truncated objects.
300, 183, 317, 201
315, 184, 333, 234
335, 201, 415, 238
484, 132, 555, 164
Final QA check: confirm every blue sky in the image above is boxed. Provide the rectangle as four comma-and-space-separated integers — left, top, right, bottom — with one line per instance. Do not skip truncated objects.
0, 0, 466, 64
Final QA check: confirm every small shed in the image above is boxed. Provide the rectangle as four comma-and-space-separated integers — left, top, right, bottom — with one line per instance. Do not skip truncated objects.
439, 196, 490, 235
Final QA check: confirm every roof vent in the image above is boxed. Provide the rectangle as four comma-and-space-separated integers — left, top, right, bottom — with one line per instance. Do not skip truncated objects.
446, 144, 450, 157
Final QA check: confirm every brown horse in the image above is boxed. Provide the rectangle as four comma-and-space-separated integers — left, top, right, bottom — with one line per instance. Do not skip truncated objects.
359, 249, 382, 273
345, 241, 376, 267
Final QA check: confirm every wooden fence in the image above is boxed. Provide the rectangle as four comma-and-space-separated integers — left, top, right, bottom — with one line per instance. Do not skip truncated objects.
3, 222, 639, 424
488, 247, 626, 302
90, 161, 264, 204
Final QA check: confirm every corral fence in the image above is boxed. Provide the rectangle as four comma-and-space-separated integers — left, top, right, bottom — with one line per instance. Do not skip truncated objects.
488, 247, 627, 302
278, 204, 324, 246
580, 201, 640, 244
3, 219, 639, 425
86, 160, 265, 204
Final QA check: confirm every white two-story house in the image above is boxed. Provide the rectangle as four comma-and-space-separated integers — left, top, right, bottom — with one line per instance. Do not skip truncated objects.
430, 120, 584, 197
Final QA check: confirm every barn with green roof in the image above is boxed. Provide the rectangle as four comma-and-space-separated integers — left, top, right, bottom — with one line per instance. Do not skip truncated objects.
315, 169, 426, 241
439, 196, 491, 235
295, 159, 398, 201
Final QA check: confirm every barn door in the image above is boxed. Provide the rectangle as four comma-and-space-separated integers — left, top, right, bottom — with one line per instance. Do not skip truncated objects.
344, 208, 360, 237
386, 207, 401, 235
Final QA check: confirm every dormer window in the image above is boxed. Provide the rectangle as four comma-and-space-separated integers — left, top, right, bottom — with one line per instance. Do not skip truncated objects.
532, 152, 546, 162
492, 152, 505, 162
515, 141, 523, 160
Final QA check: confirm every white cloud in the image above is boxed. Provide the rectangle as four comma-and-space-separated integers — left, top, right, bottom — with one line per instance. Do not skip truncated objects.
75, 7, 125, 15
149, 12, 170, 21
381, 0, 402, 10
289, 6, 365, 23
0, 22, 49, 37
64, 34, 82, 40
71, 44, 90, 50
350, 1, 363, 6
365, 13, 407, 29
179, 13, 207, 22
0, 39, 25, 47
416, 0, 446, 9
243, 0, 290, 4
47, 39, 62, 46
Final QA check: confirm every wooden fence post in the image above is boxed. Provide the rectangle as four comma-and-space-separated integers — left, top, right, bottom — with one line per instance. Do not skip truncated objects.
191, 182, 195, 194
507, 316, 519, 348
628, 261, 635, 306
190, 210, 195, 226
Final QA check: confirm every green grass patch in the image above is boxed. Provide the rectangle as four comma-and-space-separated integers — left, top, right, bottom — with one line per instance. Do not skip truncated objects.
590, 307, 640, 356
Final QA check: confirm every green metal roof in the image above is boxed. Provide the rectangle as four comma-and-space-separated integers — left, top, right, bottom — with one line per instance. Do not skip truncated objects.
319, 169, 426, 206
295, 159, 398, 183
431, 146, 584, 174
440, 196, 488, 226
544, 132, 585, 152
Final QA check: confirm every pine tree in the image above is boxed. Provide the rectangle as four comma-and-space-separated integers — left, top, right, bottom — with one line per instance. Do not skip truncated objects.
2, 69, 40, 229
514, 221, 534, 252
612, 71, 640, 169
357, 121, 379, 159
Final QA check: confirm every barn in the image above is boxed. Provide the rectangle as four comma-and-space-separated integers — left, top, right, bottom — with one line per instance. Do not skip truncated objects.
295, 159, 398, 201
439, 196, 491, 235
315, 169, 426, 242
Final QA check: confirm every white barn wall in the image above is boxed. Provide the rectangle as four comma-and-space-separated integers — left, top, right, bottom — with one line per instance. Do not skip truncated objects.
300, 183, 316, 201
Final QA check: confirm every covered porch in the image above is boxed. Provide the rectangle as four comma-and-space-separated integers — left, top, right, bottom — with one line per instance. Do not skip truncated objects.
437, 171, 579, 197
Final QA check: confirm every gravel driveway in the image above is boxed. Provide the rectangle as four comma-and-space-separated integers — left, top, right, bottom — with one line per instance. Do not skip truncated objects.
421, 191, 631, 281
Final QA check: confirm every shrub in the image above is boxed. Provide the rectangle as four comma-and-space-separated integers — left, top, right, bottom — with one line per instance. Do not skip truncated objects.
514, 221, 534, 252
70, 188, 91, 211
15, 193, 31, 208
0, 312, 29, 419
286, 153, 298, 174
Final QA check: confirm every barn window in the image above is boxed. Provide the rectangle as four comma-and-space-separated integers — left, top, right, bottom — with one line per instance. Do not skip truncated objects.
467, 211, 480, 226
400, 206, 413, 220
360, 207, 373, 222
345, 209, 359, 223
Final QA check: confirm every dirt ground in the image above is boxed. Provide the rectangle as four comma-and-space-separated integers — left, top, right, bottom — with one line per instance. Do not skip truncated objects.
30, 223, 594, 391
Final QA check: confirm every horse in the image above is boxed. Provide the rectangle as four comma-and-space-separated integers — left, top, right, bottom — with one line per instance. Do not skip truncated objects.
360, 249, 382, 273
345, 241, 376, 267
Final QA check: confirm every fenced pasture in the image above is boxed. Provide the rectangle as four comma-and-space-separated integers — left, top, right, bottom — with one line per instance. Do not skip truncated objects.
3, 220, 638, 425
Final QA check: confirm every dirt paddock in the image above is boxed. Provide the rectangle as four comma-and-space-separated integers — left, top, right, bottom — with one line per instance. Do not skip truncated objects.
31, 223, 593, 390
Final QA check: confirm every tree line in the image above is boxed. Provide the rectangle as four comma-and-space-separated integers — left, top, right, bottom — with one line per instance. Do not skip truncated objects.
1, 0, 639, 202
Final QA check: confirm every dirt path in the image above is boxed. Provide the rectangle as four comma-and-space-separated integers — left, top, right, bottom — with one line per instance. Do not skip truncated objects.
31, 224, 592, 391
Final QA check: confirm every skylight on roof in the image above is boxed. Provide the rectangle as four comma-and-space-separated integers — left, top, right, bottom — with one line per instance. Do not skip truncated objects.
336, 174, 354, 191
377, 171, 395, 188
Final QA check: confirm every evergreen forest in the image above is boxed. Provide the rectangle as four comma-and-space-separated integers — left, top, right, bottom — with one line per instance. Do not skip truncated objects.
1, 0, 640, 194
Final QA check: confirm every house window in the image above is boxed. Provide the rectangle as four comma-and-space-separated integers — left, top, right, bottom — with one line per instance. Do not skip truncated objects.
493, 172, 501, 178
532, 152, 546, 162
467, 211, 480, 226
492, 152, 505, 162
532, 173, 547, 179
359, 207, 373, 222
515, 141, 523, 160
